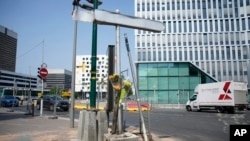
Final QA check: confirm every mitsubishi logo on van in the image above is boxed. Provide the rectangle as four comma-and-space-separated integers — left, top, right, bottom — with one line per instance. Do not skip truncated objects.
218, 81, 232, 100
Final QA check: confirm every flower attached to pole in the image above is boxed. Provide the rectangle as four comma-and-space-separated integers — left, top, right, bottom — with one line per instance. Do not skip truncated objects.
109, 73, 133, 107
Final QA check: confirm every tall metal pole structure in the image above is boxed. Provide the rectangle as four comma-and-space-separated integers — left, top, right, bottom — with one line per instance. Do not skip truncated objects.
89, 0, 99, 108
115, 9, 123, 133
70, 1, 78, 128
124, 34, 148, 141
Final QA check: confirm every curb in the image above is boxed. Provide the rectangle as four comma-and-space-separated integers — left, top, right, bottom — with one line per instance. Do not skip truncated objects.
74, 104, 105, 110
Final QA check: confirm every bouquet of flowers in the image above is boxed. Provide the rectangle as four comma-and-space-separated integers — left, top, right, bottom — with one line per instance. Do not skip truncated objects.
109, 73, 133, 106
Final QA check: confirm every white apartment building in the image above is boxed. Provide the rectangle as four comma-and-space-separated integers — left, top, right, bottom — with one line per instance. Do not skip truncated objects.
75, 55, 108, 98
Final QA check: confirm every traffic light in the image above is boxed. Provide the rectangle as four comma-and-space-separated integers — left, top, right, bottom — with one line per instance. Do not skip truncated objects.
37, 67, 42, 79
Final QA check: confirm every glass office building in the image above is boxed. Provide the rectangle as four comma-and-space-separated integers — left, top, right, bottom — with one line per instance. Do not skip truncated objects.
134, 0, 250, 104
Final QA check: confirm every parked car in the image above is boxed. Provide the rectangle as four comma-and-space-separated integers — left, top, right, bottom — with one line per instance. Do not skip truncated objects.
0, 95, 19, 107
36, 95, 69, 111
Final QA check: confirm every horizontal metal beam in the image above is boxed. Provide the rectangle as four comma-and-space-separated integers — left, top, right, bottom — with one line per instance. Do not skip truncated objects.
72, 9, 165, 32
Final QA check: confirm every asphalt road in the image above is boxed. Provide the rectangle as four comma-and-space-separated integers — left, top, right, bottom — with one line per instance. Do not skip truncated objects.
124, 109, 250, 141
5, 105, 250, 141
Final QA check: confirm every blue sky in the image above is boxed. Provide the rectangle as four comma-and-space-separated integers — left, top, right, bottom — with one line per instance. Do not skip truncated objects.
0, 0, 135, 77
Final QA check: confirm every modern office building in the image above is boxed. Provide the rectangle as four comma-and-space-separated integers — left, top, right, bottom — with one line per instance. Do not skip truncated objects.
134, 0, 250, 104
75, 55, 108, 99
45, 69, 72, 91
0, 25, 17, 72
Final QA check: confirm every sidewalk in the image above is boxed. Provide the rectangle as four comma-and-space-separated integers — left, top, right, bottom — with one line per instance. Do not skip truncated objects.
0, 107, 78, 141
0, 107, 177, 141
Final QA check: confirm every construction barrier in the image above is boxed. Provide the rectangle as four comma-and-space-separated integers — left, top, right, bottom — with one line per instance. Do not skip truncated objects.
74, 103, 105, 110
74, 101, 151, 111
126, 102, 151, 111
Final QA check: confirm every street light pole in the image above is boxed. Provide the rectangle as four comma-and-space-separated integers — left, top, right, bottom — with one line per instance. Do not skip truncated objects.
70, 0, 79, 128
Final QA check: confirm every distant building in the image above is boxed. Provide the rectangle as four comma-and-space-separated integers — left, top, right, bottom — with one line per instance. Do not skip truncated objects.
45, 69, 72, 92
0, 70, 37, 92
0, 25, 17, 72
75, 55, 108, 99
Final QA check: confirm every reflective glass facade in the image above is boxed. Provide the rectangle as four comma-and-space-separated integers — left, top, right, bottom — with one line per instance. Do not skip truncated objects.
137, 62, 216, 104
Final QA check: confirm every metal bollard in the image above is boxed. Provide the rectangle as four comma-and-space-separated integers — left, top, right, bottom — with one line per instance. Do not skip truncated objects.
32, 103, 34, 116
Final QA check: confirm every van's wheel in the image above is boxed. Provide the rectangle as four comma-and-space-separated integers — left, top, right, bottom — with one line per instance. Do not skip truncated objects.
186, 106, 192, 111
216, 106, 224, 113
226, 107, 235, 114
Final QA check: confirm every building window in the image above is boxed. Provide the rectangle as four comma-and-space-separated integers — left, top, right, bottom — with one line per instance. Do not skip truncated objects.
248, 17, 250, 29
148, 52, 151, 61
153, 51, 156, 61
220, 20, 224, 31
199, 20, 202, 32
197, 1, 201, 9
158, 51, 162, 61
242, 18, 246, 30
195, 49, 198, 60
187, 1, 191, 9
173, 21, 177, 32
178, 21, 182, 33
226, 46, 230, 60
236, 19, 240, 31
194, 21, 197, 32
172, 2, 175, 10
184, 21, 187, 32
204, 20, 208, 32
209, 20, 213, 32
167, 2, 170, 10
190, 50, 193, 60
189, 21, 192, 32
179, 50, 182, 60
168, 21, 171, 33
231, 19, 234, 31
137, 4, 140, 11
215, 20, 218, 31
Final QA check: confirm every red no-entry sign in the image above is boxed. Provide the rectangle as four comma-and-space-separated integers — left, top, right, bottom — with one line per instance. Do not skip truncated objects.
39, 68, 48, 78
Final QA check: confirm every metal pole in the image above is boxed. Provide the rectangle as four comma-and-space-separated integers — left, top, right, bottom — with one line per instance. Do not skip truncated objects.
154, 86, 156, 103
124, 34, 148, 141
100, 82, 103, 101
40, 79, 43, 116
115, 9, 123, 134
178, 90, 180, 108
97, 82, 100, 109
70, 4, 78, 128
89, 0, 98, 108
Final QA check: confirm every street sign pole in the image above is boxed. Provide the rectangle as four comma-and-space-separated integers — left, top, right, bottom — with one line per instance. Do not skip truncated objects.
40, 78, 43, 116
89, 0, 98, 108
38, 66, 48, 117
